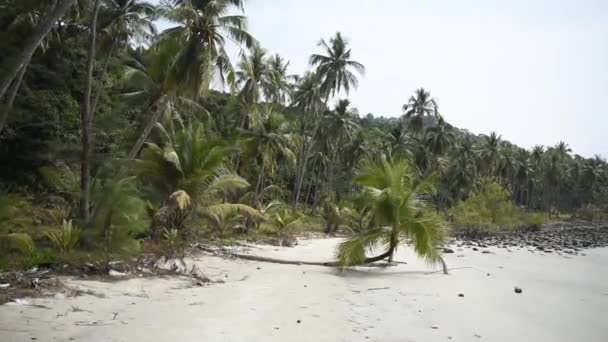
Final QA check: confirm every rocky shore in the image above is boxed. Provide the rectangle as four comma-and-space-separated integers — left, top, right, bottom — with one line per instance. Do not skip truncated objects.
450, 221, 608, 255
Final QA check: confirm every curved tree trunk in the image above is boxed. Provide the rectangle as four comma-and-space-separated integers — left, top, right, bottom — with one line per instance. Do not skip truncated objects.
0, 0, 76, 100
79, 0, 101, 222
127, 99, 164, 159
0, 55, 31, 135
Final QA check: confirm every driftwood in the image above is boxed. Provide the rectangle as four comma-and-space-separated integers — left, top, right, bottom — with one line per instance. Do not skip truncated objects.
198, 246, 449, 274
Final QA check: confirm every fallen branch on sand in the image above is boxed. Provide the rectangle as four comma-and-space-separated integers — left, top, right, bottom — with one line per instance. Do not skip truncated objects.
197, 246, 449, 274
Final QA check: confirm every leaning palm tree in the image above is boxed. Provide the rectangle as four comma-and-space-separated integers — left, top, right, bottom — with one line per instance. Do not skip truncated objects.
0, 0, 77, 101
336, 156, 448, 274
309, 32, 365, 101
402, 88, 439, 133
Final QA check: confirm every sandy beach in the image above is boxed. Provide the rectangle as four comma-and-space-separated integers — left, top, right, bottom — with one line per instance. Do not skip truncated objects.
1, 238, 607, 342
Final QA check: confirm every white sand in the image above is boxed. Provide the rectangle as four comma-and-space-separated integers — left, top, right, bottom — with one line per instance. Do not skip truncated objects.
1, 239, 607, 342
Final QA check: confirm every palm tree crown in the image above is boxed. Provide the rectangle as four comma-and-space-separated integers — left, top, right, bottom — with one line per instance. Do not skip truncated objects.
309, 32, 365, 100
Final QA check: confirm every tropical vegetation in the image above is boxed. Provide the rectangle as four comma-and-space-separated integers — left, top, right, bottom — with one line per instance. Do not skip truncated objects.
0, 0, 607, 270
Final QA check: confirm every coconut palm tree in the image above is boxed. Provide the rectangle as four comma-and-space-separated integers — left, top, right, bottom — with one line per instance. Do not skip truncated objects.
0, 0, 77, 102
0, 0, 66, 134
480, 132, 502, 177
309, 32, 365, 101
320, 99, 359, 199
265, 54, 294, 106
127, 0, 256, 158
291, 71, 324, 208
159, 0, 256, 95
336, 156, 448, 273
138, 120, 259, 237
236, 45, 268, 106
425, 115, 453, 157
402, 88, 438, 133
239, 108, 296, 203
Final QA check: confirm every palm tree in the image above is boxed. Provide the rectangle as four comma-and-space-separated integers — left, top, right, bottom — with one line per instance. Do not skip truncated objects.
309, 32, 365, 101
321, 99, 359, 199
80, 0, 102, 222
480, 132, 502, 177
127, 0, 256, 158
0, 0, 77, 102
0, 0, 64, 134
239, 108, 296, 203
138, 120, 258, 237
265, 54, 294, 106
336, 156, 448, 273
425, 116, 453, 156
236, 45, 268, 106
291, 71, 324, 208
402, 88, 438, 133
159, 0, 256, 95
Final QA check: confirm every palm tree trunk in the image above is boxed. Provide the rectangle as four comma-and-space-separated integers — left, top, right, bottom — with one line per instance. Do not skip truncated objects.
0, 55, 31, 135
90, 39, 118, 117
127, 99, 164, 159
254, 158, 266, 202
293, 118, 320, 209
79, 0, 101, 222
0, 0, 76, 100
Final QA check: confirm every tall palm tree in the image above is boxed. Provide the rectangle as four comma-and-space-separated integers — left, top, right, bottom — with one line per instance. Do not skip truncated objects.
80, 0, 102, 222
291, 71, 324, 208
236, 45, 268, 106
336, 156, 448, 273
159, 0, 256, 95
127, 0, 256, 158
480, 132, 502, 177
402, 88, 438, 133
265, 54, 294, 106
309, 32, 365, 101
239, 108, 296, 203
321, 99, 359, 199
425, 115, 454, 156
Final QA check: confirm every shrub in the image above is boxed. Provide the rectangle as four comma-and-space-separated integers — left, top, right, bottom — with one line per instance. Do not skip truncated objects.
4, 233, 35, 256
572, 205, 608, 222
451, 179, 524, 234
46, 220, 81, 256
268, 210, 303, 246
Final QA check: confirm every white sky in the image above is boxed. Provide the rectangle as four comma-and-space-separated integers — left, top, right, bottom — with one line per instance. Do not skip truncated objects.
150, 0, 608, 158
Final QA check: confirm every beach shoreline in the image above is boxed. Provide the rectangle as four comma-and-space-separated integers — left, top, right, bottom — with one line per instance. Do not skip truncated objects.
1, 237, 607, 342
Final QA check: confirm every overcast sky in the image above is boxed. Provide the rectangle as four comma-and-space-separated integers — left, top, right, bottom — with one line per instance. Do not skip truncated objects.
151, 0, 607, 158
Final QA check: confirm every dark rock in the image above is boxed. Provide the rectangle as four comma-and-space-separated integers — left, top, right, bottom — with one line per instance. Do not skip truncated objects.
472, 247, 478, 251
481, 250, 491, 254
443, 248, 454, 253
297, 320, 301, 324
514, 287, 523, 294
458, 293, 464, 297
431, 326, 439, 329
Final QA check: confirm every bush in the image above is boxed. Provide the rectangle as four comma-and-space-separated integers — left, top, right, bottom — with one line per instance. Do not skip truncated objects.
46, 220, 81, 256
572, 205, 608, 222
451, 180, 524, 235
